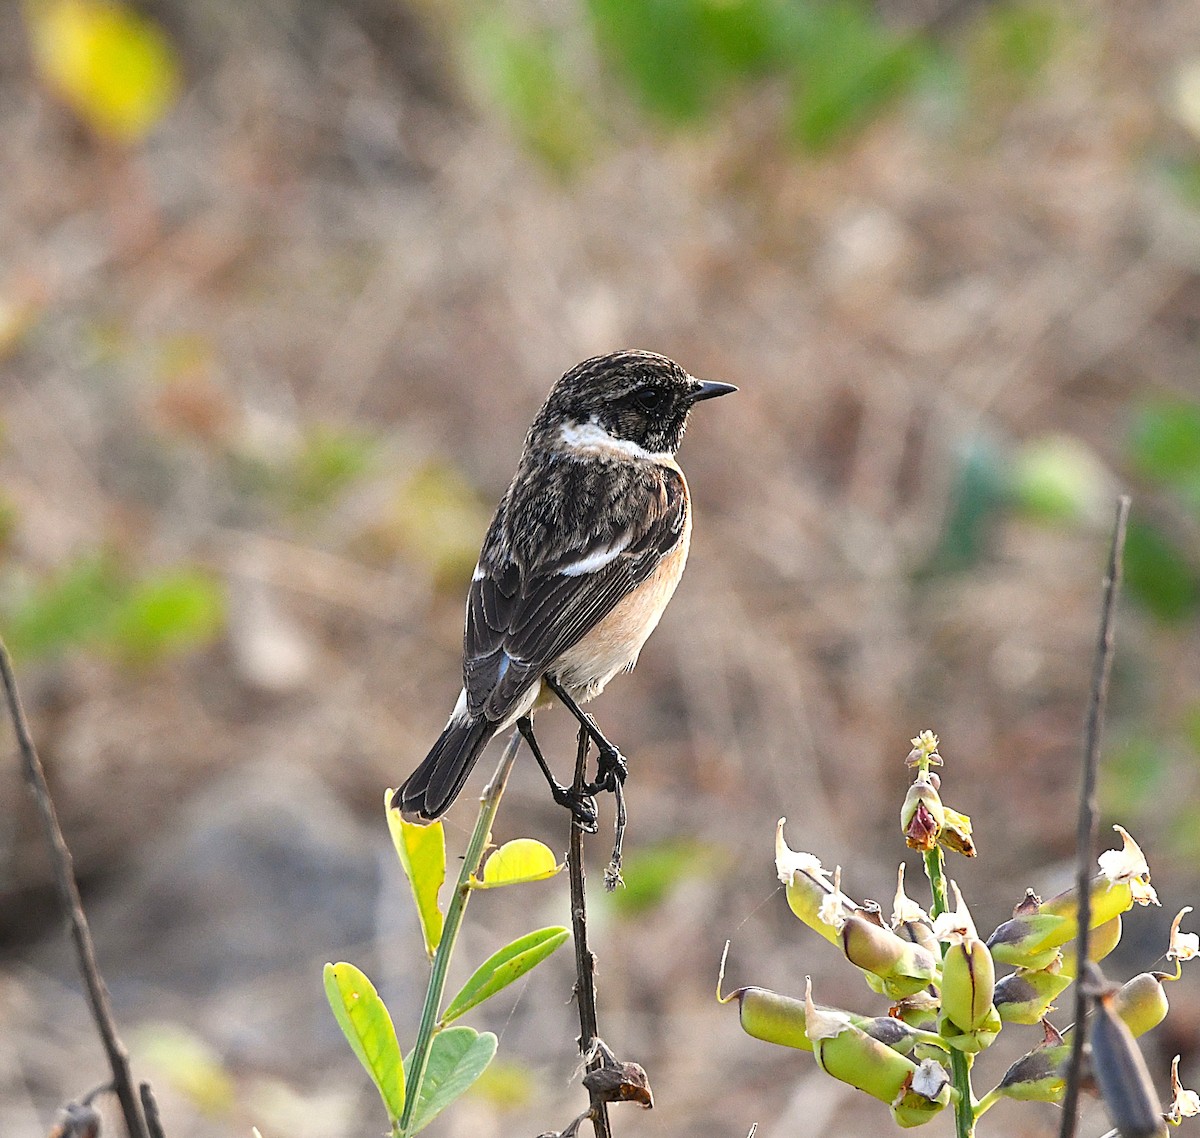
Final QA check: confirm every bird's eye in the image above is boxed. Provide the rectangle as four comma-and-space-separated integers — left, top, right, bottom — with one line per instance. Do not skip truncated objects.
634, 387, 665, 412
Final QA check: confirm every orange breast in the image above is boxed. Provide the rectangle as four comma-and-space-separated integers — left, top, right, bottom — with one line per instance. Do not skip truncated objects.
551, 496, 692, 702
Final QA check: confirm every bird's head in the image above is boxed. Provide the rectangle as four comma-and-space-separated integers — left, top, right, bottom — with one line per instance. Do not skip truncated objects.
535, 349, 736, 459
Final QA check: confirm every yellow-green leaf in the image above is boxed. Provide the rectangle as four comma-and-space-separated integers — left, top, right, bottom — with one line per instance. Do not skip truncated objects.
386, 793, 445, 956
442, 927, 569, 1025
27, 0, 181, 142
474, 838, 562, 888
322, 962, 404, 1124
403, 1026, 496, 1134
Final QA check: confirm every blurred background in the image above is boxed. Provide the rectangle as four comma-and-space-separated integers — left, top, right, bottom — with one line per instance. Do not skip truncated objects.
2, 0, 1200, 1135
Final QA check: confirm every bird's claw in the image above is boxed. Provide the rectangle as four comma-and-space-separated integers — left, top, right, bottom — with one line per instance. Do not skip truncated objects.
550, 783, 599, 832
585, 745, 627, 796
569, 792, 599, 833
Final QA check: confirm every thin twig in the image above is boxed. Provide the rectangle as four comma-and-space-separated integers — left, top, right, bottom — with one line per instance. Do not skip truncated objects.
1, 640, 152, 1138
1058, 495, 1131, 1138
568, 724, 613, 1138
139, 1083, 166, 1138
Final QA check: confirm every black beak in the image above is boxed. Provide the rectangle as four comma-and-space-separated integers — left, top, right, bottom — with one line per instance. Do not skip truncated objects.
691, 379, 738, 402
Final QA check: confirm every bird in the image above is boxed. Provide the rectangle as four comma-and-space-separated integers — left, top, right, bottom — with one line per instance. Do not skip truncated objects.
393, 349, 736, 825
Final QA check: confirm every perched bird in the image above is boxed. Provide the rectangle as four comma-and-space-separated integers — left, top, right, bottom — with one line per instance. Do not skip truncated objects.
393, 350, 735, 824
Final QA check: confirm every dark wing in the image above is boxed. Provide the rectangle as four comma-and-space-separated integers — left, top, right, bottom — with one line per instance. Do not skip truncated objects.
463, 462, 686, 724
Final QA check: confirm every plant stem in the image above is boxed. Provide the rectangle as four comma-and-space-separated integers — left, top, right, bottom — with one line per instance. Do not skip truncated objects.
2, 641, 153, 1138
567, 725, 613, 1138
923, 848, 949, 919
1059, 495, 1130, 1138
399, 729, 523, 1137
923, 844, 974, 1138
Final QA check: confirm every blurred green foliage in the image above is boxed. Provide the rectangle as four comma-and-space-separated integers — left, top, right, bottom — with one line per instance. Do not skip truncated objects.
389, 461, 491, 588
232, 424, 377, 518
930, 398, 1200, 629
1128, 399, 1200, 502
604, 837, 722, 916
578, 0, 930, 149
466, 13, 597, 174
3, 554, 224, 666
457, 0, 1085, 161
285, 426, 378, 515
1123, 520, 1199, 624
1124, 398, 1200, 624
966, 1, 1065, 88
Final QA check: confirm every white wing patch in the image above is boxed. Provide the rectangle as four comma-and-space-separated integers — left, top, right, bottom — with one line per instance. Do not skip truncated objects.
557, 533, 632, 577
448, 687, 470, 725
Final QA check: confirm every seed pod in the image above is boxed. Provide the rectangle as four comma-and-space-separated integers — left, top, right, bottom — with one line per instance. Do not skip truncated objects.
1113, 972, 1171, 1039
996, 1036, 1071, 1104
859, 1015, 925, 1055
994, 963, 1071, 1024
1059, 915, 1123, 978
941, 938, 996, 1031
841, 913, 941, 1000
775, 821, 850, 944
990, 827, 1158, 970
987, 912, 1073, 970
805, 981, 919, 1104
731, 986, 813, 1052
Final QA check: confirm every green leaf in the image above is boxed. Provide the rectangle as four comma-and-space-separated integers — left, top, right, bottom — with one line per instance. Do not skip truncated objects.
404, 1026, 497, 1134
441, 927, 569, 1025
109, 569, 225, 665
1011, 434, 1108, 524
466, 14, 597, 175
1128, 399, 1200, 487
386, 799, 446, 957
1123, 519, 1200, 624
322, 962, 405, 1124
3, 555, 124, 661
474, 838, 562, 888
788, 0, 926, 151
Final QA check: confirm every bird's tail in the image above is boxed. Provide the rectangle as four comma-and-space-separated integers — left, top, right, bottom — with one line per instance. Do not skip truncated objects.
392, 715, 495, 822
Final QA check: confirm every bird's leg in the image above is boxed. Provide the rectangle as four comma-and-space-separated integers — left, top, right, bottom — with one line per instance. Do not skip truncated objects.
544, 675, 628, 795
517, 716, 598, 832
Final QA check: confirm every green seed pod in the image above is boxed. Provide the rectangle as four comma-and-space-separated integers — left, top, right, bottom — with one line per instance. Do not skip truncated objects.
991, 827, 1157, 970
859, 1016, 925, 1055
987, 912, 1073, 970
1114, 972, 1170, 1039
809, 1013, 919, 1103
940, 938, 997, 1033
994, 964, 1071, 1024
1059, 915, 1122, 978
1039, 874, 1135, 929
841, 914, 941, 1000
731, 986, 813, 1052
996, 1036, 1070, 1103
775, 821, 849, 945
